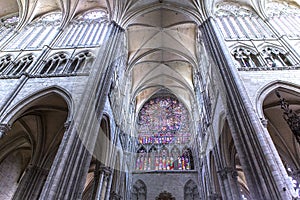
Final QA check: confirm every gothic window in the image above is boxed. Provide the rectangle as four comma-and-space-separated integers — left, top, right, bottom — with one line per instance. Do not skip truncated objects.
1, 54, 34, 76
215, 3, 274, 40
0, 55, 13, 73
261, 47, 292, 68
184, 180, 200, 200
5, 13, 61, 50
266, 2, 300, 38
232, 47, 261, 68
67, 51, 93, 73
55, 10, 108, 47
135, 96, 193, 171
40, 53, 68, 75
0, 14, 19, 47
131, 180, 146, 200
38, 51, 93, 76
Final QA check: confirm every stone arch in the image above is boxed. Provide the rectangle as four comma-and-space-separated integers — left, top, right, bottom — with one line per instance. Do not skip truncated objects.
259, 85, 300, 197
217, 119, 251, 199
2, 86, 73, 125
0, 87, 70, 199
93, 114, 112, 166
131, 179, 147, 200
184, 179, 199, 200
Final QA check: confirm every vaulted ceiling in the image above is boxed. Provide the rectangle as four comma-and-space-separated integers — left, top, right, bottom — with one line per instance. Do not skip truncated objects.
1, 0, 299, 112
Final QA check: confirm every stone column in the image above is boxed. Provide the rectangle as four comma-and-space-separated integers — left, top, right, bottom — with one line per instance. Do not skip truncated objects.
12, 165, 49, 200
218, 167, 241, 200
95, 166, 112, 200
39, 22, 124, 200
200, 17, 295, 199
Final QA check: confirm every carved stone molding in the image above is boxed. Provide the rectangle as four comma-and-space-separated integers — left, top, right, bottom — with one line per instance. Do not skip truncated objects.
0, 123, 11, 139
110, 191, 122, 200
217, 167, 237, 180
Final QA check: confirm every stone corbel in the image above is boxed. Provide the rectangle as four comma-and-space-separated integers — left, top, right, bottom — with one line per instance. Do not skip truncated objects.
260, 118, 268, 128
217, 167, 233, 180
0, 123, 11, 139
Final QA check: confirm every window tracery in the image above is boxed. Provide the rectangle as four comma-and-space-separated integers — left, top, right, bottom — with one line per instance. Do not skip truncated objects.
215, 3, 274, 40
5, 13, 62, 50
232, 47, 261, 69
266, 2, 300, 38
38, 51, 93, 76
40, 53, 68, 75
135, 96, 193, 171
0, 54, 34, 76
55, 10, 108, 47
0, 14, 19, 47
261, 47, 292, 68
0, 55, 13, 73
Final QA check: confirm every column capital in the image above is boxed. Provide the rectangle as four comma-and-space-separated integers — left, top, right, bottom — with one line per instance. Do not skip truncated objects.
0, 123, 11, 139
110, 191, 122, 200
100, 165, 112, 176
217, 167, 234, 180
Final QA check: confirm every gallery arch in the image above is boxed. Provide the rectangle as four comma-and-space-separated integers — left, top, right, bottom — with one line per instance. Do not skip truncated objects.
262, 87, 300, 197
0, 90, 69, 199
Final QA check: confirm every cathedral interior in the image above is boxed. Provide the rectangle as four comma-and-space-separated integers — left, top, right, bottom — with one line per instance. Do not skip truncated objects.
0, 0, 300, 199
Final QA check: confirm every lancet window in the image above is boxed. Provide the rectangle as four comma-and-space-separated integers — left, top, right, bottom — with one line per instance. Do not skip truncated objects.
55, 10, 109, 47
0, 55, 13, 73
215, 3, 274, 40
266, 2, 300, 39
5, 13, 61, 50
0, 14, 19, 47
135, 96, 194, 171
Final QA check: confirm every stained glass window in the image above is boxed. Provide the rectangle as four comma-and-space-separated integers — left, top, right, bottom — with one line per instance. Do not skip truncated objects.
135, 96, 193, 171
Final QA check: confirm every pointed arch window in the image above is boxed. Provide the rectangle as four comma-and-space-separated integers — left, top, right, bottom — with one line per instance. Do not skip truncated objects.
266, 2, 300, 38
215, 2, 274, 40
37, 51, 93, 76
1, 54, 34, 76
232, 47, 261, 69
40, 53, 68, 75
0, 14, 19, 47
55, 10, 109, 47
5, 12, 61, 50
135, 96, 194, 171
261, 47, 292, 68
67, 51, 93, 73
0, 55, 13, 73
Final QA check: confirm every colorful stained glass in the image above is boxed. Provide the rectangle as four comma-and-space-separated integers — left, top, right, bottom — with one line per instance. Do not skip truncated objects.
135, 96, 194, 171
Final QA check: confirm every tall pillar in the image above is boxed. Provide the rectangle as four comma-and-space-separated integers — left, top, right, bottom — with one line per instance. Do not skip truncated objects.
12, 165, 49, 200
201, 17, 296, 199
39, 22, 124, 200
217, 167, 240, 200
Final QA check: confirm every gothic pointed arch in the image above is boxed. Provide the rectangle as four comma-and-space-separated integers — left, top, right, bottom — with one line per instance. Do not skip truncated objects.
184, 179, 199, 200
261, 86, 300, 197
0, 88, 69, 199
131, 179, 146, 200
